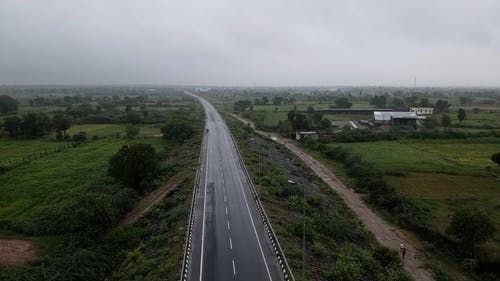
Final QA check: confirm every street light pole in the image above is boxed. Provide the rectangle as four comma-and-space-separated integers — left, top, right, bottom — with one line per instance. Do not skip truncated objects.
258, 151, 261, 188
302, 184, 306, 281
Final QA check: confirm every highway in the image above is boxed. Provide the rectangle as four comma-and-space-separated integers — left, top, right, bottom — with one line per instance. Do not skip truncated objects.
186, 93, 285, 281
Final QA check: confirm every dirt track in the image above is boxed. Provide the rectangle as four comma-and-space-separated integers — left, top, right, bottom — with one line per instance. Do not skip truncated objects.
113, 171, 190, 232
0, 239, 35, 267
231, 113, 434, 281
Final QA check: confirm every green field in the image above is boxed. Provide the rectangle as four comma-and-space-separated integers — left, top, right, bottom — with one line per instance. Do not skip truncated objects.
0, 92, 204, 280
0, 138, 166, 227
0, 139, 65, 165
328, 139, 500, 243
67, 123, 161, 137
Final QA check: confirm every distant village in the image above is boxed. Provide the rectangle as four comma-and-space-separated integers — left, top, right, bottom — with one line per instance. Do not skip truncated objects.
296, 107, 433, 140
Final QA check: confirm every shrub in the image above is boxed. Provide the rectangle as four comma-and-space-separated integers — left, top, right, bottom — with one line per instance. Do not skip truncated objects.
72, 131, 88, 142
491, 152, 500, 165
434, 268, 453, 281
446, 208, 496, 253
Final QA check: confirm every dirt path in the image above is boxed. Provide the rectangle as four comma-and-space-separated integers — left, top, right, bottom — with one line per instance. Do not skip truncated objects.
230, 113, 434, 281
0, 239, 35, 267
113, 171, 191, 231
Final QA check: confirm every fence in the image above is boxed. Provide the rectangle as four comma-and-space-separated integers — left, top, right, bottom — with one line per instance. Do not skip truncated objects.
1, 142, 77, 170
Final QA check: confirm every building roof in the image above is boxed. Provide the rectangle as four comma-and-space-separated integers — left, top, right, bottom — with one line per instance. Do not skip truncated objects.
374, 111, 418, 121
296, 131, 318, 135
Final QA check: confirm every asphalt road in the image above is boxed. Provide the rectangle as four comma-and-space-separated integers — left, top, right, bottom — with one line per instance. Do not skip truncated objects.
186, 93, 285, 281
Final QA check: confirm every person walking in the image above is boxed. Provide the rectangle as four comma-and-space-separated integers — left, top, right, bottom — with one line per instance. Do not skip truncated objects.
400, 242, 406, 259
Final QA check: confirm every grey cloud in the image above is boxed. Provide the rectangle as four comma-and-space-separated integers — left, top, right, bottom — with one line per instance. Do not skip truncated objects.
0, 0, 499, 86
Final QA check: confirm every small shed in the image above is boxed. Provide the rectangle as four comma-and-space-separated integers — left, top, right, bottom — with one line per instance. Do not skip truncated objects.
295, 131, 319, 141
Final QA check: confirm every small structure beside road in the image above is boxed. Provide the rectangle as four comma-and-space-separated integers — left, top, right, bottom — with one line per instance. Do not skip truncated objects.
295, 131, 319, 141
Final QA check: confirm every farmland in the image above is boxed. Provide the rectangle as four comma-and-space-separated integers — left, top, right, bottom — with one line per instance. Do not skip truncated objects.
0, 88, 203, 280
204, 86, 500, 280
330, 140, 500, 238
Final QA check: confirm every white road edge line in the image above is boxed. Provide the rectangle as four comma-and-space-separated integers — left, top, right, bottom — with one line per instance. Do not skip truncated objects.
226, 134, 273, 281
199, 122, 211, 281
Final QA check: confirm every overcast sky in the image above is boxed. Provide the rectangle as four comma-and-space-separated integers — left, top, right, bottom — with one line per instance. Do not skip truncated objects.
1, 0, 499, 87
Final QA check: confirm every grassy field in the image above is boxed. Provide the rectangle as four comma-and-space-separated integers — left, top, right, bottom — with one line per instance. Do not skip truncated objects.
0, 95, 204, 280
0, 139, 65, 165
67, 123, 161, 137
327, 139, 500, 248
0, 138, 165, 227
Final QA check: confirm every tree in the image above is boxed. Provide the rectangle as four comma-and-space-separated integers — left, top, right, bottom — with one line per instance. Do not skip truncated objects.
312, 112, 323, 124
126, 124, 140, 139
126, 111, 141, 124
390, 98, 406, 108
0, 95, 19, 114
20, 113, 52, 137
65, 103, 95, 118
440, 114, 451, 130
108, 143, 159, 192
460, 96, 473, 106
370, 95, 387, 108
491, 152, 500, 165
457, 108, 466, 123
446, 208, 495, 253
2, 116, 22, 137
435, 100, 450, 112
334, 97, 353, 108
233, 100, 252, 112
272, 96, 284, 106
287, 110, 311, 131
161, 120, 196, 143
53, 114, 71, 138
418, 98, 430, 107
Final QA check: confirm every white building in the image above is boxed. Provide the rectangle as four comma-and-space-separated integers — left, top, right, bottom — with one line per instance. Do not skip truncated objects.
295, 131, 319, 141
373, 111, 418, 125
409, 107, 434, 115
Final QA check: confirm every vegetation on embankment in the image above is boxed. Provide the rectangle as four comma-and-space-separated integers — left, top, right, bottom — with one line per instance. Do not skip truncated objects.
0, 96, 203, 281
302, 139, 500, 281
224, 113, 412, 281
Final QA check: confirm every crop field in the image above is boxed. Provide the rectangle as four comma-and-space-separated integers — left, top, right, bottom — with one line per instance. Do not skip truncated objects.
328, 139, 500, 245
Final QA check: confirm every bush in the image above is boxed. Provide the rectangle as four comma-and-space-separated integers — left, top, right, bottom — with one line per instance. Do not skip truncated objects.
434, 268, 453, 281
446, 208, 496, 253
332, 244, 379, 281
72, 131, 88, 142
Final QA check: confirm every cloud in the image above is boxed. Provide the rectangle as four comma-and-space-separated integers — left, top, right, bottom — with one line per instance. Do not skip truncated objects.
0, 0, 499, 86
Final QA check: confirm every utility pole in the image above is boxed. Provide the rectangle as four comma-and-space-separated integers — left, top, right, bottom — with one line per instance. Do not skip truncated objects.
302, 184, 306, 281
258, 151, 261, 188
